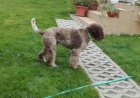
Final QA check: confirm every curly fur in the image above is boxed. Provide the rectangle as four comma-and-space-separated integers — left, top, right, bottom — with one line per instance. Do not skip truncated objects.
31, 18, 104, 69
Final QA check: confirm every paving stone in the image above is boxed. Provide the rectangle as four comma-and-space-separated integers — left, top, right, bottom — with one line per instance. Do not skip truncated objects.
55, 17, 140, 98
56, 18, 81, 29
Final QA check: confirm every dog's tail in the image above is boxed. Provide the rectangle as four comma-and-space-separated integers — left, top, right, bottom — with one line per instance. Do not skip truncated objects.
31, 18, 44, 35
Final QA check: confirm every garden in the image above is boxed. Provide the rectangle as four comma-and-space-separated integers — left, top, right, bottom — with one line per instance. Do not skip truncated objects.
0, 0, 140, 98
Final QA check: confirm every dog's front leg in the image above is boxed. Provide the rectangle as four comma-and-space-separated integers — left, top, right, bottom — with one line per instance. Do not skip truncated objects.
69, 49, 81, 69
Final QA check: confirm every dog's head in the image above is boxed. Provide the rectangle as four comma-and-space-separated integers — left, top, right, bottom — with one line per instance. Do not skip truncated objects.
86, 23, 104, 41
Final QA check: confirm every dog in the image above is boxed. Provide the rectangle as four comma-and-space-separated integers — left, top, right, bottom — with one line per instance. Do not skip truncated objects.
31, 18, 104, 69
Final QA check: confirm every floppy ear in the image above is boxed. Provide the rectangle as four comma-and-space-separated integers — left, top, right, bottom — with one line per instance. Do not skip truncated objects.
87, 23, 104, 41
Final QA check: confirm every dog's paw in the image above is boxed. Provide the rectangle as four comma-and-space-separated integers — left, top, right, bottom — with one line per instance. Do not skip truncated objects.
43, 57, 46, 62
51, 63, 58, 67
70, 65, 78, 69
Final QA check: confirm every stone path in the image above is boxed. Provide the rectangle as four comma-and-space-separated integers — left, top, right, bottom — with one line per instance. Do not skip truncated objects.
55, 17, 140, 98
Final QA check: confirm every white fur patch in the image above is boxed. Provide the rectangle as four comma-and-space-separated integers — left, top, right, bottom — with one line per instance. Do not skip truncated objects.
31, 18, 39, 33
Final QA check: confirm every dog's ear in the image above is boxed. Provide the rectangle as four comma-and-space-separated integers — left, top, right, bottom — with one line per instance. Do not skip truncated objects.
87, 23, 104, 41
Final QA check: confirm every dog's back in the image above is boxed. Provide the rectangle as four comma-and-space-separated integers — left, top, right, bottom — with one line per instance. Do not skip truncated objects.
42, 27, 85, 49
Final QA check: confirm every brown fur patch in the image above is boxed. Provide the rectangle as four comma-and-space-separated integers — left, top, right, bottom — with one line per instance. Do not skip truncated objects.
69, 30, 82, 49
38, 50, 45, 61
47, 56, 53, 65
55, 32, 66, 40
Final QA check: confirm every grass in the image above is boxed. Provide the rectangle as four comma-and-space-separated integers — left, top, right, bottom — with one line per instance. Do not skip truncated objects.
95, 35, 140, 85
0, 0, 99, 98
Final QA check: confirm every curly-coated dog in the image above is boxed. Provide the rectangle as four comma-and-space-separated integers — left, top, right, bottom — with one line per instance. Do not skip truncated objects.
31, 18, 104, 69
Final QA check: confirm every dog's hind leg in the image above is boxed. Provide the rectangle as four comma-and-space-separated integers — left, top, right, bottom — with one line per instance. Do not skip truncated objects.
69, 48, 83, 69
38, 49, 47, 62
46, 45, 57, 67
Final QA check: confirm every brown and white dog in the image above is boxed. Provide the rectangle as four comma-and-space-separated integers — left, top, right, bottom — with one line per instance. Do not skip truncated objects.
31, 18, 104, 69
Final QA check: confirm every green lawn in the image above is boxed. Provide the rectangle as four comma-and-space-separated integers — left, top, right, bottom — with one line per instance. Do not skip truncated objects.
0, 0, 98, 98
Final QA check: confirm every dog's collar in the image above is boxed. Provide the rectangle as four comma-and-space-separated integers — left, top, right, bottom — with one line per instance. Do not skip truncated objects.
88, 32, 92, 39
